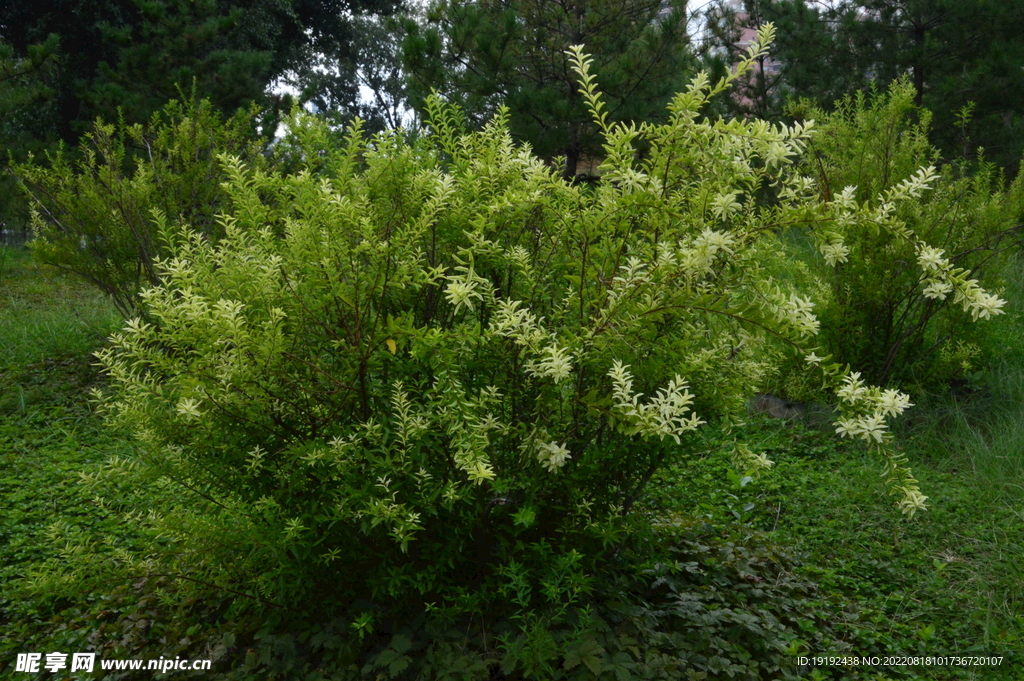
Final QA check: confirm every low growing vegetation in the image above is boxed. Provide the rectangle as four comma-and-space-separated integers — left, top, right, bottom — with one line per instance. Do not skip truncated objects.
2, 26, 1022, 681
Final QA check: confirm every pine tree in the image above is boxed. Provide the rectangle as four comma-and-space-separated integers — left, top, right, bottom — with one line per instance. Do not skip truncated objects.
0, 0, 403, 142
0, 0, 403, 232
731, 0, 1024, 169
0, 36, 61, 241
403, 0, 695, 178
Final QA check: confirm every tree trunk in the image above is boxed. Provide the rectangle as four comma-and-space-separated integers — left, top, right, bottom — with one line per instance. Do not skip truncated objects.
564, 145, 580, 181
912, 21, 925, 107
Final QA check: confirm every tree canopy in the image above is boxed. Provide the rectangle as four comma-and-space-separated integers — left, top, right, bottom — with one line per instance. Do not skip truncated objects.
0, 0, 404, 238
0, 0, 402, 142
713, 0, 1024, 169
403, 0, 695, 178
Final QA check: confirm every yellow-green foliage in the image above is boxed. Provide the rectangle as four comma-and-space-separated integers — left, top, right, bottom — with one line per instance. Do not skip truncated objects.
19, 97, 266, 317
91, 27, 995, 637
793, 79, 1024, 391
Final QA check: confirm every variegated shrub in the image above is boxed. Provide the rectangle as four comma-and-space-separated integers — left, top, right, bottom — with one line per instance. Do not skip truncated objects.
92, 27, 999, 630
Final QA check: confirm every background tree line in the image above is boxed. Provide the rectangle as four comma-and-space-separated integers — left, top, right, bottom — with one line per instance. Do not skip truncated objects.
707, 0, 1024, 169
3, 0, 1023, 241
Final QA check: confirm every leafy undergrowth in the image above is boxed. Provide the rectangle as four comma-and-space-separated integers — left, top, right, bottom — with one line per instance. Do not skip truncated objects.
0, 358, 834, 680
0, 254, 245, 678
6, 366, 1018, 679
0, 350, 246, 679
0, 356, 836, 680
1, 247, 128, 616
646, 420, 1024, 680
205, 522, 829, 680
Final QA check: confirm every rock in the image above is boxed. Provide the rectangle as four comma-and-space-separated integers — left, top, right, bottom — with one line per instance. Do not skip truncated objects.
748, 394, 836, 431
749, 394, 806, 421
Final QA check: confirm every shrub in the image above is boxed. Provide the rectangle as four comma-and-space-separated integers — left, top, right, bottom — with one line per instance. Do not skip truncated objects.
18, 95, 268, 317
786, 80, 1024, 392
88, 27, 1001, 671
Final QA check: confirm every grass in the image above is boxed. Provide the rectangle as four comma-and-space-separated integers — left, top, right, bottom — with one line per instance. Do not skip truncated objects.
902, 248, 1024, 502
0, 249, 244, 678
0, 246, 121, 372
655, 250, 1024, 678
1, 243, 1023, 679
903, 357, 1024, 525
644, 255, 1024, 679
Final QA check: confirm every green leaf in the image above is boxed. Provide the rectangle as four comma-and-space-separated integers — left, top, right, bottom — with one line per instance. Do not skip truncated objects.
512, 506, 537, 528
563, 637, 605, 674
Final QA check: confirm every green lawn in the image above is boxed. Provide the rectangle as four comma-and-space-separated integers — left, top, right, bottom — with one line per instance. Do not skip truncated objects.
0, 248, 231, 677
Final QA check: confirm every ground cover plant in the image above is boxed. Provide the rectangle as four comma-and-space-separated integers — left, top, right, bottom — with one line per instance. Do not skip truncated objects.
3, 25, 1022, 680
0, 247, 122, 371
645, 255, 1024, 679
645, 419, 1024, 680
0, 249, 249, 676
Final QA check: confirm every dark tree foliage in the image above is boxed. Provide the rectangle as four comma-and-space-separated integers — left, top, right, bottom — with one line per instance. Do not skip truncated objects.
0, 0, 402, 234
403, 0, 695, 178
0, 0, 402, 143
0, 36, 61, 242
706, 0, 1024, 171
702, 0, 790, 119
291, 12, 415, 134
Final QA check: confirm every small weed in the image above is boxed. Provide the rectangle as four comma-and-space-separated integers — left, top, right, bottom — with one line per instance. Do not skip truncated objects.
648, 418, 1022, 679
